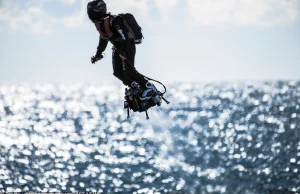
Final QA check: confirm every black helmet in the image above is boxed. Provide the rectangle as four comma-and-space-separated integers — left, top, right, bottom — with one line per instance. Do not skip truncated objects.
87, 0, 107, 22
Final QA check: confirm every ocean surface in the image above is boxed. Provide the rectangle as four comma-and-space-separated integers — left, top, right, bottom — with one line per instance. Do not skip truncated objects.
0, 81, 299, 194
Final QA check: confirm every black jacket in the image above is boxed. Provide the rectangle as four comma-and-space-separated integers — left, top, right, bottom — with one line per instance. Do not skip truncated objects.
95, 14, 134, 56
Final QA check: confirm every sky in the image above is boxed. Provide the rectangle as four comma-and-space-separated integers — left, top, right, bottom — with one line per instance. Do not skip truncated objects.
0, 0, 300, 85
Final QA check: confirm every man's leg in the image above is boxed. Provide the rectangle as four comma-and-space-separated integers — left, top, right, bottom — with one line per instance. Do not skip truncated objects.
121, 42, 158, 99
122, 42, 148, 87
112, 51, 131, 86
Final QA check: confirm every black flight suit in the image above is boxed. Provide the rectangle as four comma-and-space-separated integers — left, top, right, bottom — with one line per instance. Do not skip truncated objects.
95, 14, 147, 87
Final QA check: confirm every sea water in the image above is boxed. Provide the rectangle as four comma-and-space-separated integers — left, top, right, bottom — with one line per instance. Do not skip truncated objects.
0, 81, 299, 194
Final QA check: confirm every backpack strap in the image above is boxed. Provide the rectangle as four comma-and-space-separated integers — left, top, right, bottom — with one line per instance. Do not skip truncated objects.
103, 16, 114, 38
95, 22, 108, 40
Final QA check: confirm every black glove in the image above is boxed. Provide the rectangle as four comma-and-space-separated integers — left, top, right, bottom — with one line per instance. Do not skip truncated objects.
119, 52, 127, 60
91, 54, 104, 64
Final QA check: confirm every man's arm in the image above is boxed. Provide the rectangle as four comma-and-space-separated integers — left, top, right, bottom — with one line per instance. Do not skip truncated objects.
91, 36, 108, 64
96, 36, 108, 56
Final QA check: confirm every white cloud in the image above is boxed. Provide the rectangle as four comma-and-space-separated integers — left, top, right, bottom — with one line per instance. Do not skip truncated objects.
0, 1, 57, 34
107, 0, 151, 17
154, 0, 179, 11
62, 0, 77, 5
62, 0, 88, 28
1, 0, 299, 34
185, 0, 300, 26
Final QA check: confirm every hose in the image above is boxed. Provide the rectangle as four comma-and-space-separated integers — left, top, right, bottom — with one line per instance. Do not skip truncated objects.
125, 58, 167, 94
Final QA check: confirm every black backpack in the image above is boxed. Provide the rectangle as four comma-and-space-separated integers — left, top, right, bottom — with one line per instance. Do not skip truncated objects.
118, 13, 144, 44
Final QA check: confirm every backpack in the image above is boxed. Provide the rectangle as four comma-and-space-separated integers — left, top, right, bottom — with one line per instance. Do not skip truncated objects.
118, 13, 144, 44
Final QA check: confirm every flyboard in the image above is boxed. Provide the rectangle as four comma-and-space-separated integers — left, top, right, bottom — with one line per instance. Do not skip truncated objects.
124, 78, 170, 120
